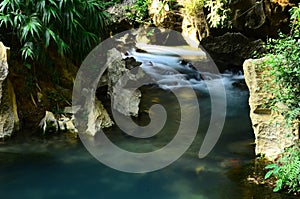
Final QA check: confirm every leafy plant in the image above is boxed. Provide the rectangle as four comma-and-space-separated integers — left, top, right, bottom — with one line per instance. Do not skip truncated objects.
0, 0, 109, 63
262, 6, 300, 194
290, 3, 300, 37
124, 0, 152, 25
259, 5, 300, 126
261, 35, 300, 126
204, 0, 231, 28
265, 142, 300, 193
181, 0, 205, 18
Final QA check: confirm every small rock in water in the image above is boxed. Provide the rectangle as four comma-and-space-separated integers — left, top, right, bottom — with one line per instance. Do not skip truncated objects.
57, 120, 66, 131
65, 116, 78, 134
39, 110, 78, 135
39, 111, 58, 134
195, 165, 205, 174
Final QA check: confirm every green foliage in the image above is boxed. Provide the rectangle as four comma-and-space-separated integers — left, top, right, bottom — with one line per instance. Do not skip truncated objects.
261, 35, 300, 126
151, 0, 175, 16
290, 3, 300, 37
181, 0, 205, 18
204, 0, 231, 28
265, 143, 300, 193
260, 5, 300, 126
124, 0, 152, 25
123, 0, 231, 28
0, 0, 109, 63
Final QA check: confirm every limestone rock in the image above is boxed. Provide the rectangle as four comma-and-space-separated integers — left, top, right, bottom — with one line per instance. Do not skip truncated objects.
39, 110, 79, 134
230, 0, 294, 37
101, 48, 145, 117
243, 58, 299, 160
86, 99, 114, 136
65, 118, 78, 134
39, 111, 59, 134
148, 0, 209, 47
58, 115, 78, 134
0, 42, 19, 138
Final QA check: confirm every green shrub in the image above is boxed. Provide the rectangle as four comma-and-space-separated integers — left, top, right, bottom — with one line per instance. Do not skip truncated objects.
261, 35, 300, 126
181, 0, 231, 28
263, 8, 300, 193
204, 0, 231, 28
181, 0, 205, 18
0, 0, 110, 63
265, 142, 300, 193
290, 3, 300, 37
124, 0, 152, 25
123, 0, 231, 28
260, 5, 300, 126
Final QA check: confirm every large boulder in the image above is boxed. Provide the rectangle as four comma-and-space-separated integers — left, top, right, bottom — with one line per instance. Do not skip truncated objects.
202, 32, 265, 72
148, 0, 209, 47
243, 58, 299, 160
0, 42, 19, 138
230, 0, 295, 37
85, 99, 114, 136
100, 48, 145, 117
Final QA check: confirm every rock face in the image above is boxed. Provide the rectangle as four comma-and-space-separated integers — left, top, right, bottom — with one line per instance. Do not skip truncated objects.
179, 0, 209, 47
100, 48, 145, 117
0, 42, 19, 138
86, 99, 114, 136
148, 0, 209, 47
243, 58, 299, 160
202, 33, 265, 72
230, 0, 295, 37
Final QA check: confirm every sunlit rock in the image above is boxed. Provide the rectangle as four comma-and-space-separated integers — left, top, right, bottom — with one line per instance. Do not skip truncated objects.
0, 42, 19, 138
86, 99, 114, 136
39, 111, 59, 134
39, 110, 80, 135
243, 58, 299, 160
100, 48, 145, 117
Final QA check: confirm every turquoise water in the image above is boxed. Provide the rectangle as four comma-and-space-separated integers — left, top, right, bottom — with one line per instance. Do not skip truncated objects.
0, 46, 297, 199
0, 81, 297, 199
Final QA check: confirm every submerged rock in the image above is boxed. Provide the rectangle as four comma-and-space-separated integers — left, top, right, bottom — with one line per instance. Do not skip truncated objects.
0, 42, 19, 138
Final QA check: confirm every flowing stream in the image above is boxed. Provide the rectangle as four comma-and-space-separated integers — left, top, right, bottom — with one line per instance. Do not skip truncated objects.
0, 46, 296, 199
